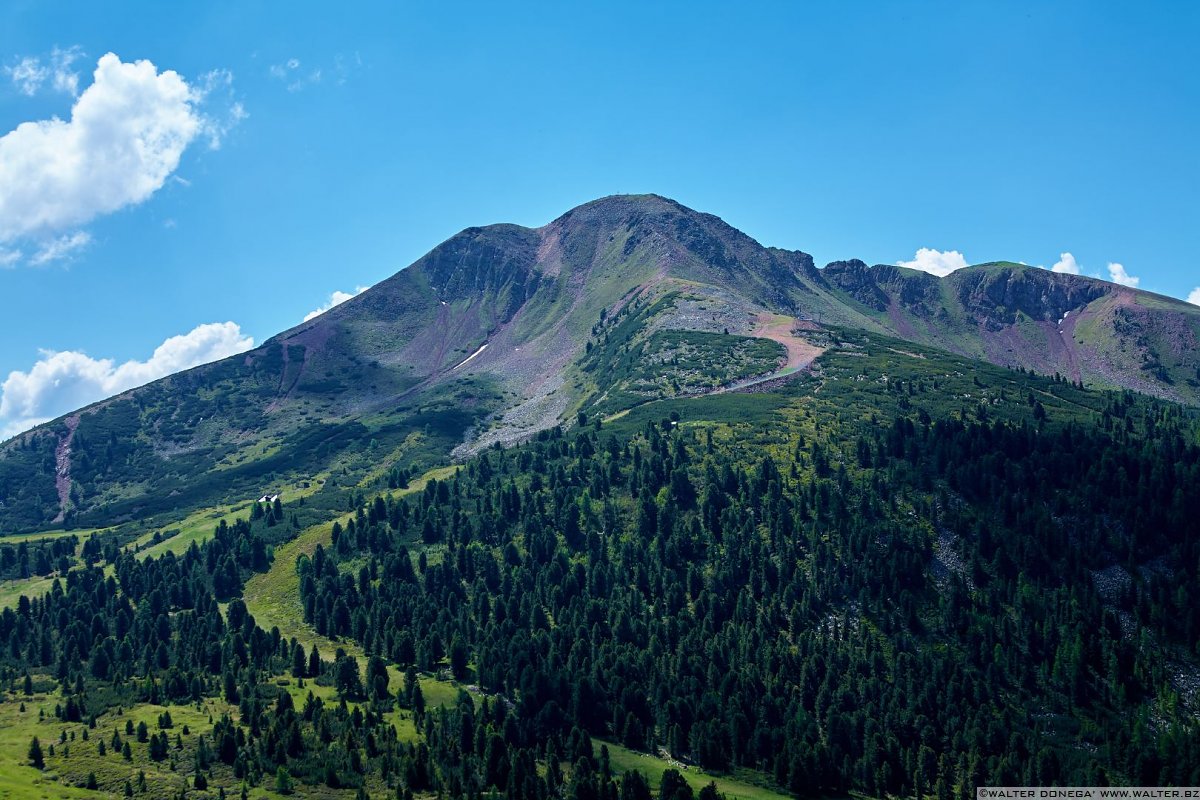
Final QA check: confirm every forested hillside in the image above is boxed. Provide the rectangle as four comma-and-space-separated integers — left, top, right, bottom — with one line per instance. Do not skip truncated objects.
1, 333, 1197, 798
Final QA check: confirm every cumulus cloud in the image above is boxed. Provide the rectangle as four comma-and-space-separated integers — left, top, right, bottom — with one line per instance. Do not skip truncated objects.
0, 53, 197, 241
0, 322, 254, 440
0, 52, 243, 264
304, 286, 368, 322
1051, 252, 1081, 275
4, 46, 82, 96
895, 248, 969, 277
1107, 262, 1139, 288
1186, 288, 1200, 306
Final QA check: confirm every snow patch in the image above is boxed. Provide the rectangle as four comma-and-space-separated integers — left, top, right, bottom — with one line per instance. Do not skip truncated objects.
452, 343, 488, 371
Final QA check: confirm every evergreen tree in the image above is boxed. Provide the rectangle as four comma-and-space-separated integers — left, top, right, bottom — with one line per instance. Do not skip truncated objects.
275, 766, 294, 795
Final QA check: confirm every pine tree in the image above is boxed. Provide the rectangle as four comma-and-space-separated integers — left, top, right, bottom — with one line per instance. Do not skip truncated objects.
27, 736, 44, 769
275, 766, 294, 795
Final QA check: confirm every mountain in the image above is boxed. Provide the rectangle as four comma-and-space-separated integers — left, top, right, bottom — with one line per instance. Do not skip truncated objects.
1, 194, 1198, 533
1, 195, 1199, 799
820, 258, 1200, 397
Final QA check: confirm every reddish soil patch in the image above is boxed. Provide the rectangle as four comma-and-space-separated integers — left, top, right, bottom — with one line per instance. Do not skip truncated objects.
751, 313, 826, 371
52, 414, 80, 523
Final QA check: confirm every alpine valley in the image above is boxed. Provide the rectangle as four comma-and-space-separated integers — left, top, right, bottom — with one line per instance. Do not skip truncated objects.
0, 195, 1197, 799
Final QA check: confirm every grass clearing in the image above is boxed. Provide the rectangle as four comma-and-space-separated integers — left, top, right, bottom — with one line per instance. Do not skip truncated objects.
243, 465, 462, 709
0, 527, 112, 546
134, 473, 330, 562
0, 576, 58, 612
0, 685, 243, 800
597, 739, 790, 800
0, 688, 94, 799
132, 500, 250, 561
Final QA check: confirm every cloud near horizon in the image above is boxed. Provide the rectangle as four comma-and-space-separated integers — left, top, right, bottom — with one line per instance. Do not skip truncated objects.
895, 248, 969, 277
1188, 288, 1200, 307
1051, 252, 1081, 275
0, 322, 254, 441
0, 52, 243, 265
1107, 262, 1139, 288
1041, 253, 1144, 290
304, 286, 368, 322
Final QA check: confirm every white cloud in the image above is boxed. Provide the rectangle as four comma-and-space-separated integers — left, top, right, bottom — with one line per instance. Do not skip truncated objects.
6, 56, 47, 95
0, 322, 254, 440
304, 286, 368, 322
895, 247, 969, 277
30, 231, 91, 265
1050, 252, 1081, 275
0, 53, 197, 242
1041, 253, 1139, 287
270, 55, 353, 92
4, 46, 83, 96
1107, 262, 1139, 288
0, 247, 21, 267
192, 68, 247, 149
1186, 288, 1200, 306
49, 46, 83, 95
269, 58, 301, 82
0, 52, 243, 265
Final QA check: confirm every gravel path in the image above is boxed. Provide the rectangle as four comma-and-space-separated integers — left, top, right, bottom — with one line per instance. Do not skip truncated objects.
751, 313, 826, 371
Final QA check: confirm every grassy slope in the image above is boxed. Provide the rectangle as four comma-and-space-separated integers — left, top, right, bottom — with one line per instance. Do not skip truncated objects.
0, 690, 101, 800
242, 465, 462, 710
0, 528, 111, 545
0, 577, 58, 613
0, 530, 102, 611
133, 471, 329, 562
0, 684, 251, 800
5, 329, 1181, 799
598, 740, 787, 800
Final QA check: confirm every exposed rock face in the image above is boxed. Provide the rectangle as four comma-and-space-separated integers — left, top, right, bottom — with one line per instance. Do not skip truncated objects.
951, 266, 1111, 327
823, 260, 891, 311
418, 225, 543, 325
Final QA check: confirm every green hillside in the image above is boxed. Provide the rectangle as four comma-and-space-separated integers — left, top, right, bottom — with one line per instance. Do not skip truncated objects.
0, 195, 1198, 798
4, 196, 1199, 537
0, 332, 1196, 798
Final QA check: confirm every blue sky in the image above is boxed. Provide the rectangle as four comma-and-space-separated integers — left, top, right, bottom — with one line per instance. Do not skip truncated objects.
0, 1, 1197, 436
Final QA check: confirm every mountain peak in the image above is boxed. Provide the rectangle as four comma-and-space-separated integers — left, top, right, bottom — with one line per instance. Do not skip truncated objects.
547, 193, 685, 227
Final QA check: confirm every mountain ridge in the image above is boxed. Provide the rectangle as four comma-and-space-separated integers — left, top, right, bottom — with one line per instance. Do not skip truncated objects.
1, 193, 1198, 532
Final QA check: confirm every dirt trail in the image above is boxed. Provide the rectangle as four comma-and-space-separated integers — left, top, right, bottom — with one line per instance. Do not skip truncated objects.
715, 314, 826, 394
752, 314, 826, 370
